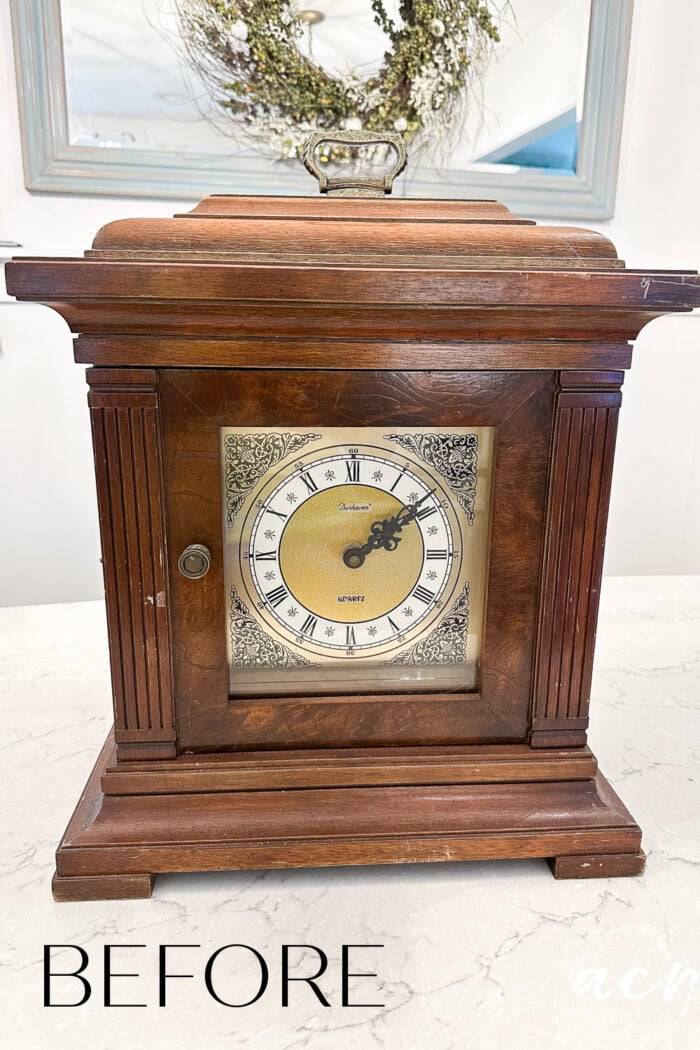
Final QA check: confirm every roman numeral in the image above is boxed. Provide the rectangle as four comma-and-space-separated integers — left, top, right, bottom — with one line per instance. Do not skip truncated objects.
266, 585, 289, 607
345, 459, 360, 482
265, 507, 287, 521
345, 625, 356, 646
300, 472, 318, 493
413, 585, 435, 604
301, 614, 318, 637
390, 472, 404, 492
254, 550, 277, 561
415, 504, 437, 521
426, 549, 447, 560
387, 616, 400, 633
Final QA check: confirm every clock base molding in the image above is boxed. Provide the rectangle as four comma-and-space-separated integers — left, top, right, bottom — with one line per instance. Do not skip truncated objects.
52, 733, 644, 901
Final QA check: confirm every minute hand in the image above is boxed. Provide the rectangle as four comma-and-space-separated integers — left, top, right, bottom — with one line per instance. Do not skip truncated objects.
343, 488, 437, 569
394, 487, 436, 529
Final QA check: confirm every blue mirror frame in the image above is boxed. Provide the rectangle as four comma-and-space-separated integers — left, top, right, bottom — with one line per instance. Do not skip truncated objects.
10, 0, 633, 218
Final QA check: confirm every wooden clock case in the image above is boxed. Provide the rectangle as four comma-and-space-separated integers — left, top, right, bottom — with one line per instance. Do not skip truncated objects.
7, 192, 700, 901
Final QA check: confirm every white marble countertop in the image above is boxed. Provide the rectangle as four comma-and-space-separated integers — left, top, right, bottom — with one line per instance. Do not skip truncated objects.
1, 576, 699, 1049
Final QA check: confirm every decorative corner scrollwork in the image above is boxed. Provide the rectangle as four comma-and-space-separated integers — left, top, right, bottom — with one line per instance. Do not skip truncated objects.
383, 432, 479, 524
387, 584, 470, 666
230, 586, 311, 669
223, 431, 322, 527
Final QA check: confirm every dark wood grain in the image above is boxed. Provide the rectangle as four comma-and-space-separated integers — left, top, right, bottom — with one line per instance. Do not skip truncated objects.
530, 371, 623, 748
41, 300, 673, 343
52, 731, 642, 899
87, 216, 618, 263
88, 370, 176, 760
8, 190, 690, 896
158, 368, 553, 751
75, 780, 639, 847
176, 195, 532, 221
9, 259, 700, 309
74, 337, 633, 371
548, 852, 646, 879
101, 743, 598, 795
52, 872, 155, 901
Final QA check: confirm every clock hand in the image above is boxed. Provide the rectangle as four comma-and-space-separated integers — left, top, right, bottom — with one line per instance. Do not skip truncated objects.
343, 489, 436, 569
394, 486, 437, 529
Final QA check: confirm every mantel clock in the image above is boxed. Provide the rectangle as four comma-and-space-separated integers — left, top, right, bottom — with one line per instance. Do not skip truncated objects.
7, 133, 700, 900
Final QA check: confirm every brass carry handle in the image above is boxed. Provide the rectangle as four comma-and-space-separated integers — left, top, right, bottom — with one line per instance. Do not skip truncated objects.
301, 130, 407, 197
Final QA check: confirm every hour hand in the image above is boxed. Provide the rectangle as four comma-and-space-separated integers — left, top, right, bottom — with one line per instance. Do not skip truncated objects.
343, 515, 402, 569
343, 489, 436, 569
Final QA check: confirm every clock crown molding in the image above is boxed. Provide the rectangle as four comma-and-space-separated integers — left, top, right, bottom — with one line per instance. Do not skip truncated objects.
6, 194, 700, 352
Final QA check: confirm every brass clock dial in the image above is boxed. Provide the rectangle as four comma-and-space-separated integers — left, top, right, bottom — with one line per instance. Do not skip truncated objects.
246, 449, 455, 658
221, 427, 494, 697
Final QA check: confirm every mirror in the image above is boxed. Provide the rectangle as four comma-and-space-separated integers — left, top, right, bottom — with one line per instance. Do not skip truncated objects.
11, 0, 633, 217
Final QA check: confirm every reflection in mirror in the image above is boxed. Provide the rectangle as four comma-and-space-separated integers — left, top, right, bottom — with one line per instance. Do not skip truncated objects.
60, 0, 590, 180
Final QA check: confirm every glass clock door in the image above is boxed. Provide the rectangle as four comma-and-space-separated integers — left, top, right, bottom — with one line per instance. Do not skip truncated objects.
159, 368, 555, 752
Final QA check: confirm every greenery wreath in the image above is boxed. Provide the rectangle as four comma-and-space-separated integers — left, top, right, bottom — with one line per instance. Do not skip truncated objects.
175, 1, 502, 162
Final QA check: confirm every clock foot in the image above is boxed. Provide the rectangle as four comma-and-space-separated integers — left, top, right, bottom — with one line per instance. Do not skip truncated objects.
52, 871, 155, 902
547, 851, 646, 880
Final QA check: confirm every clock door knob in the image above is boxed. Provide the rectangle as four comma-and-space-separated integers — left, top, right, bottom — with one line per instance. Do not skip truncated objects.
178, 543, 211, 579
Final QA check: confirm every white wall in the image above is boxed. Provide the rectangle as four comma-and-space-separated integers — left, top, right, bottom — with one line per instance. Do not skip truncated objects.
1, 0, 699, 606
0, 0, 194, 607
588, 0, 700, 574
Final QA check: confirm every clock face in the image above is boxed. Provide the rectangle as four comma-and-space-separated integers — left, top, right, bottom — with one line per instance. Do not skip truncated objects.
221, 427, 494, 697
248, 449, 454, 656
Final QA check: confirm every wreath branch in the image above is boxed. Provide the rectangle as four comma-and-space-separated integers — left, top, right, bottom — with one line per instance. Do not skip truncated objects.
174, 1, 504, 162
